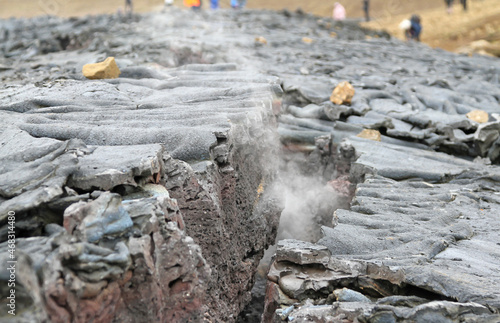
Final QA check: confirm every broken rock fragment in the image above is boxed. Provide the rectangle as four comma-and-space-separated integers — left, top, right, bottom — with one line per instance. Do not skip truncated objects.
330, 81, 355, 105
467, 109, 489, 123
82, 57, 121, 79
302, 37, 314, 44
356, 129, 381, 141
276, 239, 331, 266
333, 288, 371, 303
255, 36, 267, 44
63, 192, 133, 243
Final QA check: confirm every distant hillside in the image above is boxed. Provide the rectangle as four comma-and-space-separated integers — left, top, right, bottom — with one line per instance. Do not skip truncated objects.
361, 0, 500, 53
247, 0, 444, 19
0, 0, 498, 54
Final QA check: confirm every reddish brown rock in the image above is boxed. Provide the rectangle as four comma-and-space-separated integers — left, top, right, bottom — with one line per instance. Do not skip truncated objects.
9, 192, 210, 323
327, 175, 353, 198
163, 127, 281, 322
262, 281, 281, 323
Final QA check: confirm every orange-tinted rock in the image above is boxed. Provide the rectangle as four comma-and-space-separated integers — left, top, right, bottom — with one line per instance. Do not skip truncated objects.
330, 81, 355, 105
466, 110, 489, 123
255, 36, 267, 44
74, 282, 122, 323
82, 57, 121, 80
302, 37, 314, 44
357, 129, 381, 141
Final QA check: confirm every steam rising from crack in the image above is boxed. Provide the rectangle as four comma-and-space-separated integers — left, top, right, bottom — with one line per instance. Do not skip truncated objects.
275, 162, 339, 243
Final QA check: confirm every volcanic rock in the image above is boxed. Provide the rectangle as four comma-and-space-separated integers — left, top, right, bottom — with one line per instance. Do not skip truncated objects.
0, 18, 283, 319
1, 6, 500, 323
333, 288, 371, 303
275, 239, 331, 266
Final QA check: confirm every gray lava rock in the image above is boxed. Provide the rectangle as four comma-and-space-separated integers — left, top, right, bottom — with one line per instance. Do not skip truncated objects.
276, 239, 331, 266
2, 5, 500, 323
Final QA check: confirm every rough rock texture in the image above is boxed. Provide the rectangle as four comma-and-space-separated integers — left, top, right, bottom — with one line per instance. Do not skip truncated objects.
264, 237, 500, 322
1, 6, 500, 323
0, 10, 286, 322
216, 6, 500, 323
320, 138, 500, 308
0, 192, 210, 323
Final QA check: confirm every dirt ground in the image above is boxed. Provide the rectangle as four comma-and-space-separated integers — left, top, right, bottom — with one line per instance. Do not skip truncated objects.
0, 0, 499, 53
361, 0, 500, 52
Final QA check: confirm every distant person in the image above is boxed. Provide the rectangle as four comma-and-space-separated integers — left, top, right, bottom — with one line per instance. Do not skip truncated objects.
445, 0, 454, 14
125, 0, 133, 14
363, 0, 370, 22
400, 14, 422, 41
461, 0, 467, 11
230, 0, 246, 9
210, 0, 219, 9
332, 2, 346, 21
162, 0, 173, 12
184, 0, 201, 10
409, 14, 422, 41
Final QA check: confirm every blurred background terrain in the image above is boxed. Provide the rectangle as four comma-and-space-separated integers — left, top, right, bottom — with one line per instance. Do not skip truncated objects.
1, 0, 499, 54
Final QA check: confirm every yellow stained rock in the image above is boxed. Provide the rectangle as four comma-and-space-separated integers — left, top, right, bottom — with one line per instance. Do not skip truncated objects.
255, 36, 267, 44
357, 129, 381, 141
302, 37, 314, 44
330, 32, 337, 38
466, 110, 489, 123
82, 57, 121, 80
330, 81, 355, 105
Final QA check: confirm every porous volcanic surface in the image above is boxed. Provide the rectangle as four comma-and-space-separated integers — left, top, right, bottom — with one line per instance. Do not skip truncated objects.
1, 7, 500, 323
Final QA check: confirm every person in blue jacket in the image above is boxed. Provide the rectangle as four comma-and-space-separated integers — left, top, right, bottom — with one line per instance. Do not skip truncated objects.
409, 14, 422, 41
210, 0, 219, 9
231, 0, 246, 9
